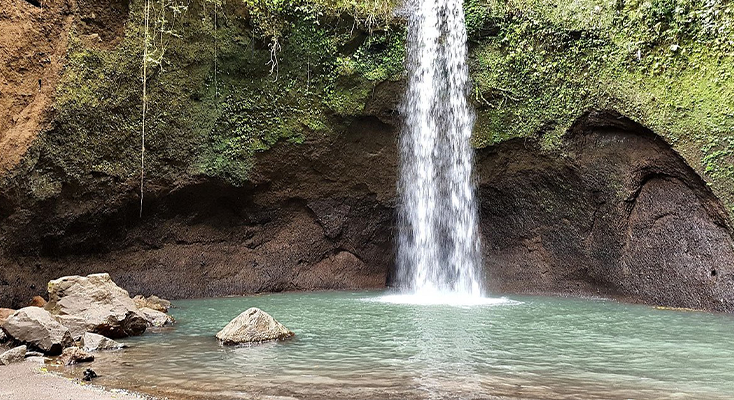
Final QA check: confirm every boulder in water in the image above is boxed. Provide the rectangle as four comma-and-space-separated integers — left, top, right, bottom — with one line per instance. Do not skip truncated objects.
215, 308, 294, 345
139, 307, 174, 328
82, 332, 125, 351
58, 346, 94, 365
0, 345, 26, 365
45, 273, 146, 338
133, 295, 171, 313
1, 307, 73, 354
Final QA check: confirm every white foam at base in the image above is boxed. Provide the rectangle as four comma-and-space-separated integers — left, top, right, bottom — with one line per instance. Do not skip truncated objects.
369, 292, 521, 307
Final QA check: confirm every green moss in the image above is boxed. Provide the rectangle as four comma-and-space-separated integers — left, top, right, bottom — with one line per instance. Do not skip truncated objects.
244, 0, 399, 40
353, 31, 406, 81
23, 0, 405, 191
468, 0, 734, 214
15, 0, 734, 219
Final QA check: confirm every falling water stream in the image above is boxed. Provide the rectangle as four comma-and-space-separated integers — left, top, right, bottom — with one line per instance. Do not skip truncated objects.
397, 0, 483, 296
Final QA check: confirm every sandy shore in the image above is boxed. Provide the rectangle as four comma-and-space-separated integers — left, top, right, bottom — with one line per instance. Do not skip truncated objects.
0, 357, 153, 400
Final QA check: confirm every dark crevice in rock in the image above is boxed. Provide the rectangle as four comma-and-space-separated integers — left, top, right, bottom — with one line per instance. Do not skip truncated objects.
22, 0, 41, 8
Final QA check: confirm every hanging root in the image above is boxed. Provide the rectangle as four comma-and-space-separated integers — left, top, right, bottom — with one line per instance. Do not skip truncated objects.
266, 37, 281, 81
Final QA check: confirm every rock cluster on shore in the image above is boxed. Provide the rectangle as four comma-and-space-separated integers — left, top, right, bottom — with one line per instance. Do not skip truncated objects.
45, 273, 149, 338
0, 273, 174, 365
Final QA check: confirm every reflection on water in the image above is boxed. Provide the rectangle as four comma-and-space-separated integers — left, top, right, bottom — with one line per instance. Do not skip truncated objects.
50, 291, 734, 400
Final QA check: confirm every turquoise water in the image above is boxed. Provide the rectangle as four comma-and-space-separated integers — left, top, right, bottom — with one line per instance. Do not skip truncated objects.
71, 291, 734, 400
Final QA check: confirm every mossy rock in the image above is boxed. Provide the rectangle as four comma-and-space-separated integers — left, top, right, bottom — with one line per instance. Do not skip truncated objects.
5, 0, 734, 220
9, 0, 404, 195
467, 0, 734, 216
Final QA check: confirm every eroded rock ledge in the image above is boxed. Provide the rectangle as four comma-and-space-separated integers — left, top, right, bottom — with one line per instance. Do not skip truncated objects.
477, 111, 734, 312
1, 111, 733, 312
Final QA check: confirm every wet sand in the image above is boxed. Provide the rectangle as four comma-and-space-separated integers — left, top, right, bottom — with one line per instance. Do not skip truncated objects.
0, 357, 153, 400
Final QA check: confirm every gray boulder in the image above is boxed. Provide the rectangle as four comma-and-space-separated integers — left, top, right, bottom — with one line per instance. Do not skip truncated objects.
45, 273, 146, 338
139, 307, 174, 328
215, 308, 294, 345
56, 315, 87, 342
133, 295, 171, 313
58, 346, 94, 365
0, 345, 27, 365
1, 307, 73, 355
82, 332, 125, 351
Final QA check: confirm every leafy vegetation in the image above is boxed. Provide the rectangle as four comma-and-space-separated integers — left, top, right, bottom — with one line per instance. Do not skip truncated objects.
9, 0, 734, 218
33, 0, 404, 191
467, 0, 734, 213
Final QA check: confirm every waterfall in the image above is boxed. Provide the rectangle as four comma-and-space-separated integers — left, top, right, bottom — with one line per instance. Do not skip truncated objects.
397, 0, 483, 297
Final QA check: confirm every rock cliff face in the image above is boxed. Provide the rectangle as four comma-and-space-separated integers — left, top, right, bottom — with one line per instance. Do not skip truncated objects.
0, 116, 398, 306
476, 112, 734, 312
1, 0, 733, 312
3, 109, 733, 312
0, 0, 68, 172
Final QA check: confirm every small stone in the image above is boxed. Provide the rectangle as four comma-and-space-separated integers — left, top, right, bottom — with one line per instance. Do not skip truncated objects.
133, 295, 171, 313
0, 329, 7, 343
58, 346, 94, 365
139, 307, 174, 328
216, 308, 294, 345
147, 295, 171, 312
83, 368, 98, 381
25, 351, 44, 357
28, 296, 47, 308
82, 332, 125, 351
0, 345, 27, 365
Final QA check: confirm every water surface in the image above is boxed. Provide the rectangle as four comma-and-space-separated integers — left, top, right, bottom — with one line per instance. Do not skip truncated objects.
59, 291, 734, 400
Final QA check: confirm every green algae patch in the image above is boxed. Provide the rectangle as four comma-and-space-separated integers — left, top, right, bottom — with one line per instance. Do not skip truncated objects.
468, 0, 734, 214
